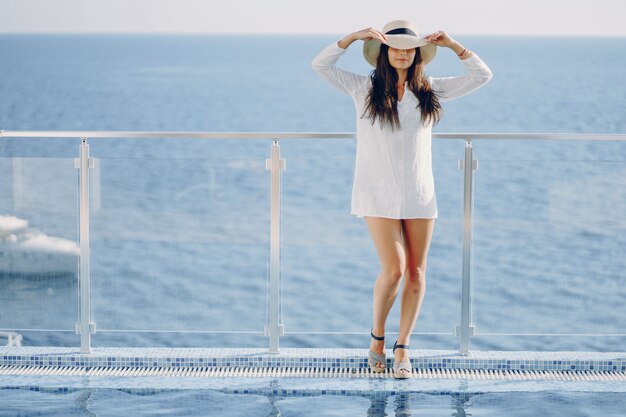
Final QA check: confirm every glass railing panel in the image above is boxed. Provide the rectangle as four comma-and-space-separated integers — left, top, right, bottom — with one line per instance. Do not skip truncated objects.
0, 157, 78, 335
90, 156, 270, 345
280, 139, 465, 348
472, 149, 626, 350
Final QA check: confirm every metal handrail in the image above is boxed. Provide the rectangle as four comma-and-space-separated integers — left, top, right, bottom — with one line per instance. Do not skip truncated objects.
1, 130, 626, 141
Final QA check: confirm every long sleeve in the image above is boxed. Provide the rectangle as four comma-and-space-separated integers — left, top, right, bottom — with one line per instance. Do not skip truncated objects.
429, 53, 493, 102
311, 42, 369, 96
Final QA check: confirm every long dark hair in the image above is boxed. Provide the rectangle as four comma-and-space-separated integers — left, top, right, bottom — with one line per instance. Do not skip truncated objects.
362, 44, 442, 129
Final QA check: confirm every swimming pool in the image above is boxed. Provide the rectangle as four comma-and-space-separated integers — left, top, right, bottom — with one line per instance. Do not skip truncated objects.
2, 373, 625, 416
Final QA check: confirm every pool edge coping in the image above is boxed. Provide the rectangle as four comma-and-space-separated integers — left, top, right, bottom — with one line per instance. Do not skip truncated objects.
1, 347, 624, 372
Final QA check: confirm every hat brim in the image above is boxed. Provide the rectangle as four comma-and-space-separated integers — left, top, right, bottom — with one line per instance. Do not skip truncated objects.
363, 37, 437, 67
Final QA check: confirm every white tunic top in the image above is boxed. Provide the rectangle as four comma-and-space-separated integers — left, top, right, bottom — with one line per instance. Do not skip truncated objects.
311, 42, 492, 219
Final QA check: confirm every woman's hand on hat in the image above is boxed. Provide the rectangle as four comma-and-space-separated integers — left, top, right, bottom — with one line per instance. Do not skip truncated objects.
424, 31, 456, 48
339, 28, 388, 49
352, 27, 388, 44
424, 30, 473, 59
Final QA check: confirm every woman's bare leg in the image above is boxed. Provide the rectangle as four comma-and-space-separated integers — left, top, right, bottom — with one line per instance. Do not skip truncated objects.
395, 218, 435, 374
364, 216, 406, 368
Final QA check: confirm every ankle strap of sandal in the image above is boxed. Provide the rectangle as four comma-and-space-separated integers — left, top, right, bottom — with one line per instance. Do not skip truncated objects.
393, 341, 409, 352
370, 330, 385, 341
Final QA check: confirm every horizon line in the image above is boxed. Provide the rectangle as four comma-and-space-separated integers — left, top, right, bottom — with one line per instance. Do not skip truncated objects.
1, 31, 625, 38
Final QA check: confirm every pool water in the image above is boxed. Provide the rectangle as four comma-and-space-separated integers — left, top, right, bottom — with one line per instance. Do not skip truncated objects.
2, 375, 625, 416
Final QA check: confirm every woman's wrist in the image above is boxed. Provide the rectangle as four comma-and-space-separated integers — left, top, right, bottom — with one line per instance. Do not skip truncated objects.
449, 41, 473, 60
337, 34, 356, 49
448, 41, 465, 55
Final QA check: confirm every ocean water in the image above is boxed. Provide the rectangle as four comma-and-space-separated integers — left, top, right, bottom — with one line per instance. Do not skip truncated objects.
0, 34, 625, 351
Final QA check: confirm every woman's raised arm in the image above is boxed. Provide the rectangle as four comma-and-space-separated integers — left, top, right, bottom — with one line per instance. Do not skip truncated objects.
424, 31, 493, 102
310, 28, 387, 95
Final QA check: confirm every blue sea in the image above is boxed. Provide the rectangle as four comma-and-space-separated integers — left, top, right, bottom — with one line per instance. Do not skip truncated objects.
0, 34, 625, 351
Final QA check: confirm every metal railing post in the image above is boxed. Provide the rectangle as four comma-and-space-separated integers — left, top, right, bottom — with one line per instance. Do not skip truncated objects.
265, 140, 285, 353
456, 140, 477, 355
75, 138, 96, 353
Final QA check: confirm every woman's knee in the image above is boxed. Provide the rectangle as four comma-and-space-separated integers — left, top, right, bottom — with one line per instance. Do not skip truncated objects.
405, 265, 427, 285
380, 265, 404, 283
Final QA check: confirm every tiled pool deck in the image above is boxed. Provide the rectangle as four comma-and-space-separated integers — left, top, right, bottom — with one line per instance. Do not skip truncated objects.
2, 347, 625, 373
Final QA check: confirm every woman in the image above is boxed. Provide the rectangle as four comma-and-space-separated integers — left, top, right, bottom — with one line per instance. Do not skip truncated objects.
311, 20, 492, 379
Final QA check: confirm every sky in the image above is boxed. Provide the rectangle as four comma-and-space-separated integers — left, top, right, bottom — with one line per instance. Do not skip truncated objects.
0, 0, 624, 37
